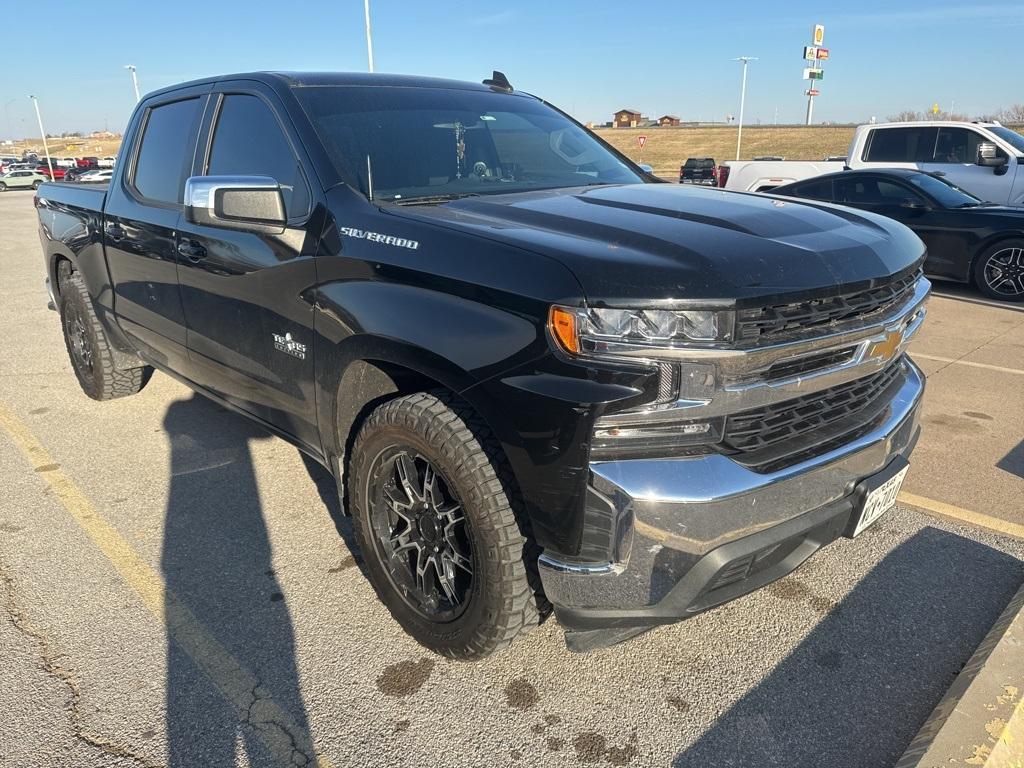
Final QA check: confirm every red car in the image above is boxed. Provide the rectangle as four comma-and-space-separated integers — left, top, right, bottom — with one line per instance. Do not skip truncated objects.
35, 164, 67, 180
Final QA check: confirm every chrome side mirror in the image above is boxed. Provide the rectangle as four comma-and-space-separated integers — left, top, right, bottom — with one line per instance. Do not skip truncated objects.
184, 176, 286, 234
976, 142, 1008, 168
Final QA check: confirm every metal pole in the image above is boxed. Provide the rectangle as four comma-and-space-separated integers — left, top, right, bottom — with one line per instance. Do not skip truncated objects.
364, 0, 374, 73
125, 65, 140, 102
806, 89, 814, 126
733, 57, 756, 161
29, 95, 54, 180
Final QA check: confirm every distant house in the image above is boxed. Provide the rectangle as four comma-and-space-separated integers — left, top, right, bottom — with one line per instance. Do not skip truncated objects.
613, 108, 644, 128
658, 115, 681, 127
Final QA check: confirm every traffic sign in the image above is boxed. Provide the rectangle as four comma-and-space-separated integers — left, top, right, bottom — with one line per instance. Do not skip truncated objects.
803, 68, 824, 81
805, 89, 820, 96
813, 24, 825, 46
637, 135, 647, 150
816, 47, 829, 60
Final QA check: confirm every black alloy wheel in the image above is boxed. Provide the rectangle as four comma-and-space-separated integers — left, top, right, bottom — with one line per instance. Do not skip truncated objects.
368, 448, 474, 620
63, 297, 94, 378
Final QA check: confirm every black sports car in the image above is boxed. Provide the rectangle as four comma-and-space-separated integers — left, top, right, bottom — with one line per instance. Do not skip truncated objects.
772, 168, 1024, 301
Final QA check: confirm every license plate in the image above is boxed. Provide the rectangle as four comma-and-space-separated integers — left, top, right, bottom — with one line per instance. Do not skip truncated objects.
849, 462, 909, 537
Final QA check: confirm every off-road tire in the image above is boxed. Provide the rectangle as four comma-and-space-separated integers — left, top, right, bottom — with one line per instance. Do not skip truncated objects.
973, 239, 1024, 302
59, 271, 153, 400
350, 391, 540, 659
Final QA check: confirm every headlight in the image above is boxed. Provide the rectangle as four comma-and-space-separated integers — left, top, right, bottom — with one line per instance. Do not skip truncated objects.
549, 305, 734, 358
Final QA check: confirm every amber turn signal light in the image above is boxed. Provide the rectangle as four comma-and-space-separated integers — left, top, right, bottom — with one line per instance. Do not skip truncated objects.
549, 306, 579, 354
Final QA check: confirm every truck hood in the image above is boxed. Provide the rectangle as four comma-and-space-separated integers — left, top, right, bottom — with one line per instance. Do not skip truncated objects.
390, 184, 925, 305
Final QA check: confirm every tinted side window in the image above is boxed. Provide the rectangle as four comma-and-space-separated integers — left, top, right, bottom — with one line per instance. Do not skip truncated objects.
932, 128, 983, 163
206, 94, 309, 218
864, 127, 937, 163
791, 179, 833, 200
133, 98, 202, 204
835, 178, 924, 205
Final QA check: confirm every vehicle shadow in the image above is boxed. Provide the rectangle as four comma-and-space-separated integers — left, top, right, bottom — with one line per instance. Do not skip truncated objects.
160, 394, 325, 766
929, 279, 1024, 312
997, 438, 1024, 481
672, 526, 1023, 768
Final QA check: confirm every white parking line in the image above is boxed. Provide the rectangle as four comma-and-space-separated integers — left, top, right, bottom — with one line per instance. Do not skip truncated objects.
910, 353, 1024, 377
899, 492, 1024, 540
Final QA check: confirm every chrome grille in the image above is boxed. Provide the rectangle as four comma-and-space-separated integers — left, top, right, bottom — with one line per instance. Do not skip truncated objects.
735, 268, 923, 344
720, 360, 905, 470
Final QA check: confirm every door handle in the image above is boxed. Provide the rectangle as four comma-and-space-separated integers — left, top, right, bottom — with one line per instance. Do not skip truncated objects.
177, 240, 207, 261
105, 223, 125, 242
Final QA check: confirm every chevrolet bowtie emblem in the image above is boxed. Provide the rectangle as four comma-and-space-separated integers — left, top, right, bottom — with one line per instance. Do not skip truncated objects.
868, 329, 904, 362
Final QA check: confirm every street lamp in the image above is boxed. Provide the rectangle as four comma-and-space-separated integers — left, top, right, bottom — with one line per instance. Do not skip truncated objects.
28, 95, 54, 180
732, 56, 758, 161
363, 0, 374, 73
125, 64, 140, 102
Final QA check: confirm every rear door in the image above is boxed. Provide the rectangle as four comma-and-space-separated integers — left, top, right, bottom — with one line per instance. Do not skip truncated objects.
102, 88, 209, 370
174, 84, 322, 449
859, 126, 937, 170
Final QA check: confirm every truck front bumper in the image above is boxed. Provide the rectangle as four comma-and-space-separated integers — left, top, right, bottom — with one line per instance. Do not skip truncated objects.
539, 357, 925, 651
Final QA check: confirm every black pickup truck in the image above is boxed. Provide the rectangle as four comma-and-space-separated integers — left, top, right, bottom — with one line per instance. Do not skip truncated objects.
36, 71, 928, 657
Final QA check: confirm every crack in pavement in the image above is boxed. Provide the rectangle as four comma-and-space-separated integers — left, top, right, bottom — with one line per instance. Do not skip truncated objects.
0, 558, 161, 768
243, 679, 315, 766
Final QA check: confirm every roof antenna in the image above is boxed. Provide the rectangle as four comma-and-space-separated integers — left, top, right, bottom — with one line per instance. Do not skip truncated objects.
482, 70, 513, 92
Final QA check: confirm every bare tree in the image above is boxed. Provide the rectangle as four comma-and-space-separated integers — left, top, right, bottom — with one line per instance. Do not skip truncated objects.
887, 110, 922, 122
998, 104, 1024, 123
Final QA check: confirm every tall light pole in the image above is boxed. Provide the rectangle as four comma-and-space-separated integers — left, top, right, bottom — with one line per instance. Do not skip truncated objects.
125, 64, 140, 102
733, 56, 757, 161
363, 0, 374, 73
28, 95, 54, 180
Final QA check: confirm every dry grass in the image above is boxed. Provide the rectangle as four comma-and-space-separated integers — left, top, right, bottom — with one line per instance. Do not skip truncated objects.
4, 137, 122, 159
594, 126, 856, 177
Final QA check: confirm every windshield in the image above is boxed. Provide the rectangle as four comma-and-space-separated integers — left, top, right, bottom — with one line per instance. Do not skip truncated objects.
293, 86, 644, 201
989, 126, 1024, 156
905, 172, 982, 208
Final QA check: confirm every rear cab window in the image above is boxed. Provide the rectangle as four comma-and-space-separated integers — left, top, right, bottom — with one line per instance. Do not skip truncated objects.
131, 97, 203, 205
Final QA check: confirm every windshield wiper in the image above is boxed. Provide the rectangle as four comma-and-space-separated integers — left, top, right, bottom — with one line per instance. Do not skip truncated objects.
389, 192, 481, 206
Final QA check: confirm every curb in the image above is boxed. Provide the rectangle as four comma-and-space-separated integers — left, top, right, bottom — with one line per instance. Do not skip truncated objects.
896, 580, 1024, 768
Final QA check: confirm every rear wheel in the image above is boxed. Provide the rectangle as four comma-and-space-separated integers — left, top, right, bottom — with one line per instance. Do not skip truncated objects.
0, 182, 7, 191
59, 271, 153, 400
32, 180, 42, 190
974, 239, 1024, 302
350, 392, 539, 659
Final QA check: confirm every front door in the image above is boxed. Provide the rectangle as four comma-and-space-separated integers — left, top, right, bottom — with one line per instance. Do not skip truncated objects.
919, 127, 1011, 204
174, 88, 322, 450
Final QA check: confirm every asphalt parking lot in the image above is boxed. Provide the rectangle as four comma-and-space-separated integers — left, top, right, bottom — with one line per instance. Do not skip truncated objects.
1, 190, 1023, 768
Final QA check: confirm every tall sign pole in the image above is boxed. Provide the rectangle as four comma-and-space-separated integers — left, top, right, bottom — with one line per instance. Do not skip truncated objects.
733, 56, 757, 161
803, 24, 827, 125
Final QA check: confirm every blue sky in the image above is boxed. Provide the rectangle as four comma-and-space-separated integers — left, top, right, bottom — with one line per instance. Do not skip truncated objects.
3, 0, 1021, 137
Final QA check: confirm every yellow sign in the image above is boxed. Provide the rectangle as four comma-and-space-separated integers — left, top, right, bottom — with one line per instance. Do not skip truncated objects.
931, 103, 940, 114
813, 24, 825, 46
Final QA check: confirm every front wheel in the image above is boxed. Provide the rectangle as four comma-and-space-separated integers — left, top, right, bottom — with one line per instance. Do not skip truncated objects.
32, 180, 42, 190
350, 392, 539, 659
974, 239, 1024, 302
0, 182, 7, 191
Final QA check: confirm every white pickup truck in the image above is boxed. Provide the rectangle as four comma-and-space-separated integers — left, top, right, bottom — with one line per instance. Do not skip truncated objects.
719, 121, 1024, 205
